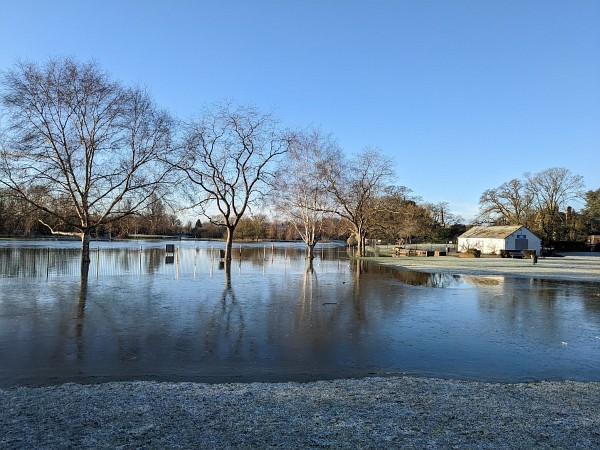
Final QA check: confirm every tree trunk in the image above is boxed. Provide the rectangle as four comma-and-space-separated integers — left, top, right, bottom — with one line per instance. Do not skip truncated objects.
224, 260, 232, 285
80, 230, 92, 275
358, 228, 369, 257
307, 241, 317, 261
355, 229, 364, 258
306, 257, 314, 273
224, 226, 235, 263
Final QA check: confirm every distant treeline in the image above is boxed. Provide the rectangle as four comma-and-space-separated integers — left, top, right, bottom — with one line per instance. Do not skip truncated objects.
0, 189, 467, 244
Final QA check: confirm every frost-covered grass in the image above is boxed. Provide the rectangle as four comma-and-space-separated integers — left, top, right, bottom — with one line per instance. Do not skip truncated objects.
369, 253, 600, 283
2, 377, 599, 449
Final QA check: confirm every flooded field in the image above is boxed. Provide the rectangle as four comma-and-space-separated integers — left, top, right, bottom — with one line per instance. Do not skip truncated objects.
1, 240, 599, 386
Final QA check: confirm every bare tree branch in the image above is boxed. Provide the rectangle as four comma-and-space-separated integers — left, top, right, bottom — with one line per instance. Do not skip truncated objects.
0, 58, 174, 270
174, 102, 288, 263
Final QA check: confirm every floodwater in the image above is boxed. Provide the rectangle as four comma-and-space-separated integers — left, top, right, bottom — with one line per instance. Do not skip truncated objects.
0, 240, 599, 387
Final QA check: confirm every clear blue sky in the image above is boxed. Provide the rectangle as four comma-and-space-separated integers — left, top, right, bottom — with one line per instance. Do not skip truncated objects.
1, 0, 598, 221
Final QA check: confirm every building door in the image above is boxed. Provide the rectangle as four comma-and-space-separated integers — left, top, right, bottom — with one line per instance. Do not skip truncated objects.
515, 238, 528, 250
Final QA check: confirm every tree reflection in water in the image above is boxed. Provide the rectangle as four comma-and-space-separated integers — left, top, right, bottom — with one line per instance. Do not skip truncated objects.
202, 259, 249, 360
76, 272, 88, 361
358, 263, 465, 288
1, 241, 600, 386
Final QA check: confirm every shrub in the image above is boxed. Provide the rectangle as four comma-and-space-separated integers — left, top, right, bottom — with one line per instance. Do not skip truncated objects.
460, 248, 481, 258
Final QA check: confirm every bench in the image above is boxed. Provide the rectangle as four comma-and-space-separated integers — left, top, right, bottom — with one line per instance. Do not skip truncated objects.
393, 248, 444, 257
500, 250, 524, 259
393, 248, 416, 257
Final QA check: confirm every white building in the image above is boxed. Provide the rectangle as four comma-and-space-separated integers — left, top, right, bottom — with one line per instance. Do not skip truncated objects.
457, 225, 541, 255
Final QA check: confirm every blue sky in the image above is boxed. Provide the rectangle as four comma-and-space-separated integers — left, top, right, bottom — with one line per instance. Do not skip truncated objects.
1, 1, 598, 221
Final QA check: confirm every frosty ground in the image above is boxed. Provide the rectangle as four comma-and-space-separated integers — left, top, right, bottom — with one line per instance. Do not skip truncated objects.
371, 252, 600, 283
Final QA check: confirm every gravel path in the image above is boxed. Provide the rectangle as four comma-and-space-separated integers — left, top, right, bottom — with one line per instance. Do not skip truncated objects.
2, 377, 599, 449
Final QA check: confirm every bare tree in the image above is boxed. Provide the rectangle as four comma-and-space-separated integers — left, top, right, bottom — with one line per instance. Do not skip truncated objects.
424, 201, 462, 227
525, 167, 585, 241
0, 187, 41, 235
272, 129, 338, 264
477, 178, 534, 226
0, 58, 173, 273
322, 147, 394, 257
477, 167, 585, 242
177, 102, 289, 264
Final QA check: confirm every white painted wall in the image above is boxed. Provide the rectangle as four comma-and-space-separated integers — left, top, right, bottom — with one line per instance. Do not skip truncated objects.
457, 227, 542, 255
457, 237, 505, 254
505, 228, 541, 255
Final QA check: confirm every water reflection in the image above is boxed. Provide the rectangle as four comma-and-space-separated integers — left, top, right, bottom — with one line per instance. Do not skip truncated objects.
0, 241, 599, 386
0, 243, 348, 279
76, 274, 88, 361
365, 263, 466, 288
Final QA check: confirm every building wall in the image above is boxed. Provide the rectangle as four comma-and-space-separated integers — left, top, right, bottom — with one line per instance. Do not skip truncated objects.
457, 237, 506, 254
505, 229, 541, 255
458, 227, 542, 255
